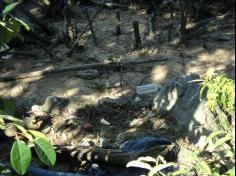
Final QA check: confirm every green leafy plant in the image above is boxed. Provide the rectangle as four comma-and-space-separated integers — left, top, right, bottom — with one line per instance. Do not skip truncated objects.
0, 99, 56, 175
0, 0, 30, 47
200, 69, 235, 116
127, 72, 235, 176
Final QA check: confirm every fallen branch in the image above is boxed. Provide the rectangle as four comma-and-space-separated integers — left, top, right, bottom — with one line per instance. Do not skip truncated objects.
0, 57, 168, 82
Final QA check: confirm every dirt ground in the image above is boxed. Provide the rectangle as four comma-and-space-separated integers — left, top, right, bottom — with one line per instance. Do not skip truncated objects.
0, 3, 235, 172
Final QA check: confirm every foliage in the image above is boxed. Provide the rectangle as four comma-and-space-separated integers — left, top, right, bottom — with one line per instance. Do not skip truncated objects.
127, 73, 235, 176
0, 99, 56, 175
0, 0, 30, 47
200, 69, 235, 117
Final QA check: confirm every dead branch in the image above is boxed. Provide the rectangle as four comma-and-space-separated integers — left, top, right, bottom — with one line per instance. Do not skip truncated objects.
0, 57, 168, 82
84, 9, 98, 46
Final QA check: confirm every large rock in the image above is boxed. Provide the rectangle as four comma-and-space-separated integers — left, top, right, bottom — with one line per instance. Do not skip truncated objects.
153, 74, 227, 149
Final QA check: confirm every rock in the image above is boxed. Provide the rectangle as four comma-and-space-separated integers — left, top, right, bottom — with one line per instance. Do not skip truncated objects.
100, 118, 111, 126
31, 105, 47, 116
41, 96, 70, 116
82, 122, 93, 132
153, 74, 226, 149
159, 123, 169, 130
136, 83, 161, 95
146, 111, 156, 118
76, 69, 100, 80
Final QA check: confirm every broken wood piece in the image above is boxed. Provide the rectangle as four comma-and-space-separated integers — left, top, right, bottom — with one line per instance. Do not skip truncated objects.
84, 9, 98, 46
116, 11, 121, 35
133, 21, 142, 49
17, 4, 53, 36
147, 12, 155, 36
0, 57, 168, 82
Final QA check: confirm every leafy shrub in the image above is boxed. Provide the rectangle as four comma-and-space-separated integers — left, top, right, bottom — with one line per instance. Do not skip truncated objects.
0, 99, 56, 175
0, 0, 30, 47
127, 72, 235, 176
200, 69, 235, 117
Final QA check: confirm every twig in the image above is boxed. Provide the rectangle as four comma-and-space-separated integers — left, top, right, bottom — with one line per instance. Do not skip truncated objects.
133, 21, 142, 49
116, 11, 121, 35
67, 1, 105, 56
84, 9, 98, 46
1, 51, 37, 58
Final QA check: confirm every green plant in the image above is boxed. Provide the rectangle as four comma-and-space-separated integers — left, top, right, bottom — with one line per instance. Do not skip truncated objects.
127, 72, 235, 176
200, 69, 235, 117
0, 98, 56, 175
0, 0, 30, 47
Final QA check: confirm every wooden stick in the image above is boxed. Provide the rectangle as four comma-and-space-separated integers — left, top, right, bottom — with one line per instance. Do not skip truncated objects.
147, 12, 155, 36
133, 21, 142, 49
116, 11, 121, 35
84, 9, 98, 46
0, 57, 168, 82
67, 1, 105, 56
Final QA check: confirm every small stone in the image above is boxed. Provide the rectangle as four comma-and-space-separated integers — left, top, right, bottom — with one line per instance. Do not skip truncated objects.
134, 96, 142, 103
42, 125, 51, 134
82, 122, 93, 132
147, 111, 156, 118
159, 123, 169, 130
76, 69, 99, 80
31, 105, 46, 116
100, 118, 111, 126
41, 96, 69, 115
136, 84, 161, 95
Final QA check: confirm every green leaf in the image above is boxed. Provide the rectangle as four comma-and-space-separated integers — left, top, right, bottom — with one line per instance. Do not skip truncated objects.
214, 135, 232, 148
0, 110, 23, 124
2, 1, 21, 15
10, 140, 32, 175
34, 138, 56, 166
205, 131, 225, 146
14, 18, 30, 31
28, 130, 48, 140
126, 161, 152, 170
0, 99, 16, 115
171, 169, 187, 176
196, 160, 212, 175
0, 118, 5, 129
15, 124, 33, 141
137, 156, 156, 163
227, 167, 235, 176
148, 163, 176, 176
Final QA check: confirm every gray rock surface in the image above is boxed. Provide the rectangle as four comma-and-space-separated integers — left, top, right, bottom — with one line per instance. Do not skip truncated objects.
153, 74, 227, 149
